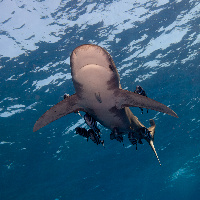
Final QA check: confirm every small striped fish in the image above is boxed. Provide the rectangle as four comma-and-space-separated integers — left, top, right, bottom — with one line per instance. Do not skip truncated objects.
141, 127, 152, 140
84, 113, 100, 134
75, 127, 89, 139
128, 132, 138, 150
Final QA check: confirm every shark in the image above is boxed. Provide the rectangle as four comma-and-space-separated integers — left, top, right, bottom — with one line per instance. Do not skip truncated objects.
33, 44, 178, 165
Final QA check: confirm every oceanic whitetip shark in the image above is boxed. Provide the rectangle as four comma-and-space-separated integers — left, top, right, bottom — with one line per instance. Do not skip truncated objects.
33, 44, 178, 165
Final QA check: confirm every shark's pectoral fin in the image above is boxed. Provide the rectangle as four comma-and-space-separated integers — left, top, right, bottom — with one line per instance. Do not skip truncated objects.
33, 94, 84, 132
115, 89, 178, 118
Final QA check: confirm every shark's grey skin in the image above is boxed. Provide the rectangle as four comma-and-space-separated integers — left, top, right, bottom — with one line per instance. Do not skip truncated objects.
33, 44, 178, 165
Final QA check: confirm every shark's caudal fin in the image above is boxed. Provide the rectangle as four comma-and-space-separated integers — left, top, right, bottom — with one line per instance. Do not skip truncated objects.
115, 89, 178, 118
147, 119, 161, 166
33, 94, 84, 132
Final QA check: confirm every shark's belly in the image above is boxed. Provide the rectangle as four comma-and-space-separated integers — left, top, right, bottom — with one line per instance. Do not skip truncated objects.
93, 106, 133, 132
74, 64, 132, 131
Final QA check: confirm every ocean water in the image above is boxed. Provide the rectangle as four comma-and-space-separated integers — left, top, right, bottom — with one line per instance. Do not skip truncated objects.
0, 0, 200, 199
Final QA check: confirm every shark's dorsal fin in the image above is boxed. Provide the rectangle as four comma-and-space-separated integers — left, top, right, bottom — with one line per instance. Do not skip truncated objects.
33, 94, 84, 132
115, 89, 178, 118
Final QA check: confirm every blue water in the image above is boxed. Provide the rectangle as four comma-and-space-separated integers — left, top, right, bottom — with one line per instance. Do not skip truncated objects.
0, 0, 200, 199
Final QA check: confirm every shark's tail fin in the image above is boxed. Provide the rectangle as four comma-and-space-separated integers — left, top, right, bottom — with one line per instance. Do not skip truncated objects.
147, 119, 161, 166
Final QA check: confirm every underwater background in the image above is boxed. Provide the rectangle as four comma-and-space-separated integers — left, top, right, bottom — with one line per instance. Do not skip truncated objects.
0, 0, 200, 199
